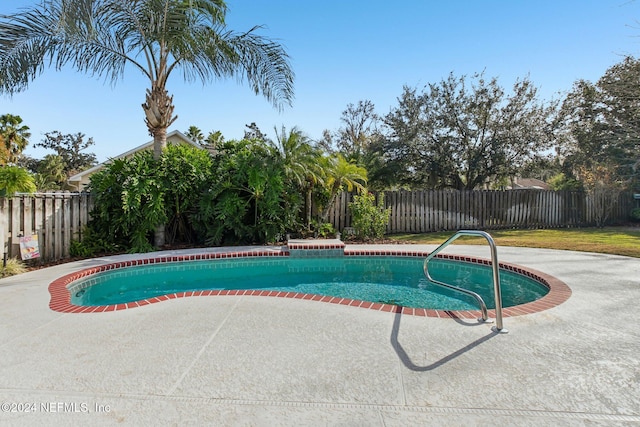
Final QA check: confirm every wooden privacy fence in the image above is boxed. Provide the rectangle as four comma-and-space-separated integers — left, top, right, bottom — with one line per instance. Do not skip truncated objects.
326, 190, 634, 234
0, 190, 634, 264
0, 193, 93, 263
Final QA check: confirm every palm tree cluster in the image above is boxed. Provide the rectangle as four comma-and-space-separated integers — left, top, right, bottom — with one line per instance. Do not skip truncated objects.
0, 114, 36, 196
269, 126, 367, 230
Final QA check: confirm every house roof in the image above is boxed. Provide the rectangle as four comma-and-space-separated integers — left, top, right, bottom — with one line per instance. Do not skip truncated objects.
511, 177, 551, 190
68, 130, 199, 183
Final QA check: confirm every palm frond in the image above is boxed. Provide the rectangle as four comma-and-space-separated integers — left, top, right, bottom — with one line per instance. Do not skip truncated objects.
0, 0, 294, 111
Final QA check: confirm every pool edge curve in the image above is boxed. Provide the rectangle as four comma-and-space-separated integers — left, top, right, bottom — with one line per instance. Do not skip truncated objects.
48, 247, 572, 318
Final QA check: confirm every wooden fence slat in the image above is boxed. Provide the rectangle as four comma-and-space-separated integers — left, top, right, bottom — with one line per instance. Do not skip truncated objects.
10, 197, 21, 256
419, 190, 426, 232
34, 196, 44, 260
23, 196, 33, 238
328, 189, 633, 234
71, 194, 80, 241
0, 198, 7, 262
62, 195, 71, 258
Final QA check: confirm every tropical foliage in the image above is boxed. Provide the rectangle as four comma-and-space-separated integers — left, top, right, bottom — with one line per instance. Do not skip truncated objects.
88, 152, 164, 253
87, 144, 214, 252
0, 165, 36, 196
0, 114, 30, 165
271, 126, 323, 230
32, 154, 68, 190
319, 154, 367, 222
194, 139, 297, 245
78, 128, 373, 253
85, 141, 304, 252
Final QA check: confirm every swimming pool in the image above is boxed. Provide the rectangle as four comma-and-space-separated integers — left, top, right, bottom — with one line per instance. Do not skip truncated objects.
68, 256, 548, 310
48, 248, 571, 317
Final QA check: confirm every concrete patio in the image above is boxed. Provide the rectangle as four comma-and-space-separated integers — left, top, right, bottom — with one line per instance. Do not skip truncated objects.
0, 244, 638, 426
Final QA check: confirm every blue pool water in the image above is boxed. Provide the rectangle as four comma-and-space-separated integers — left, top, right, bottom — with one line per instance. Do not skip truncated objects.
69, 257, 549, 310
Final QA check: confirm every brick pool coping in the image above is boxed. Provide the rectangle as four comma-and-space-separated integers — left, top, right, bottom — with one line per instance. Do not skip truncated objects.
48, 247, 572, 318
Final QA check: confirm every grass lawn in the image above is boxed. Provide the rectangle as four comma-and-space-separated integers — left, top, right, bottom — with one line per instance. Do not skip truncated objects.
388, 227, 640, 258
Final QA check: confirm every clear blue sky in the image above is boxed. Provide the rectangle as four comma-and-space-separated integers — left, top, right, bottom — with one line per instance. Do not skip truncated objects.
2, 0, 639, 162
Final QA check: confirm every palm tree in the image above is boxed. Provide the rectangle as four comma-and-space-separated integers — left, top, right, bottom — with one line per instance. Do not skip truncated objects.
0, 114, 31, 165
185, 126, 204, 144
204, 130, 224, 153
272, 126, 323, 230
0, 1, 293, 156
0, 0, 294, 245
320, 154, 367, 222
35, 154, 68, 190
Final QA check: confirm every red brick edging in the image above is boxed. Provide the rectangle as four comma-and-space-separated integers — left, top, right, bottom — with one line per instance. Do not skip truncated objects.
48, 248, 571, 318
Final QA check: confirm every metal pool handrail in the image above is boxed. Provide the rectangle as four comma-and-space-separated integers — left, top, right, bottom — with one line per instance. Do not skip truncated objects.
423, 230, 507, 333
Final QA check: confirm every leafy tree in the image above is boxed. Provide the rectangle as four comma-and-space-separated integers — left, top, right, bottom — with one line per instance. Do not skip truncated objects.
558, 58, 640, 190
243, 122, 269, 142
316, 129, 335, 154
547, 172, 582, 191
335, 100, 379, 163
34, 131, 97, 176
557, 58, 640, 225
0, 165, 36, 196
0, 0, 295, 246
596, 56, 640, 187
380, 72, 557, 189
0, 114, 30, 165
327, 100, 390, 190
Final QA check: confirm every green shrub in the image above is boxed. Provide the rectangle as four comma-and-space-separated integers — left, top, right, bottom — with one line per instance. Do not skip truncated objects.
630, 208, 640, 222
349, 192, 390, 240
317, 222, 336, 238
193, 139, 299, 245
87, 152, 162, 253
548, 173, 582, 191
85, 140, 304, 251
87, 145, 215, 252
69, 227, 120, 258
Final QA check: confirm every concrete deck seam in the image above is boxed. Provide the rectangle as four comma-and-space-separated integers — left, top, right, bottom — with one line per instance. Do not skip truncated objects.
164, 297, 243, 396
0, 388, 637, 422
0, 311, 69, 351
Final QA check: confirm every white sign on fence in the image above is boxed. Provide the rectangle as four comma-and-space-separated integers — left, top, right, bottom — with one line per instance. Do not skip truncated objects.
19, 235, 40, 260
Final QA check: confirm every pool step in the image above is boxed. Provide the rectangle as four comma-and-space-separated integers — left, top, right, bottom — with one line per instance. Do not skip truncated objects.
286, 239, 345, 257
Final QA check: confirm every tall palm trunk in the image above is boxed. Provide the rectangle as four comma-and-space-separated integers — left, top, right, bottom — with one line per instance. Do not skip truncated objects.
143, 82, 177, 158
143, 82, 177, 247
305, 186, 312, 230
